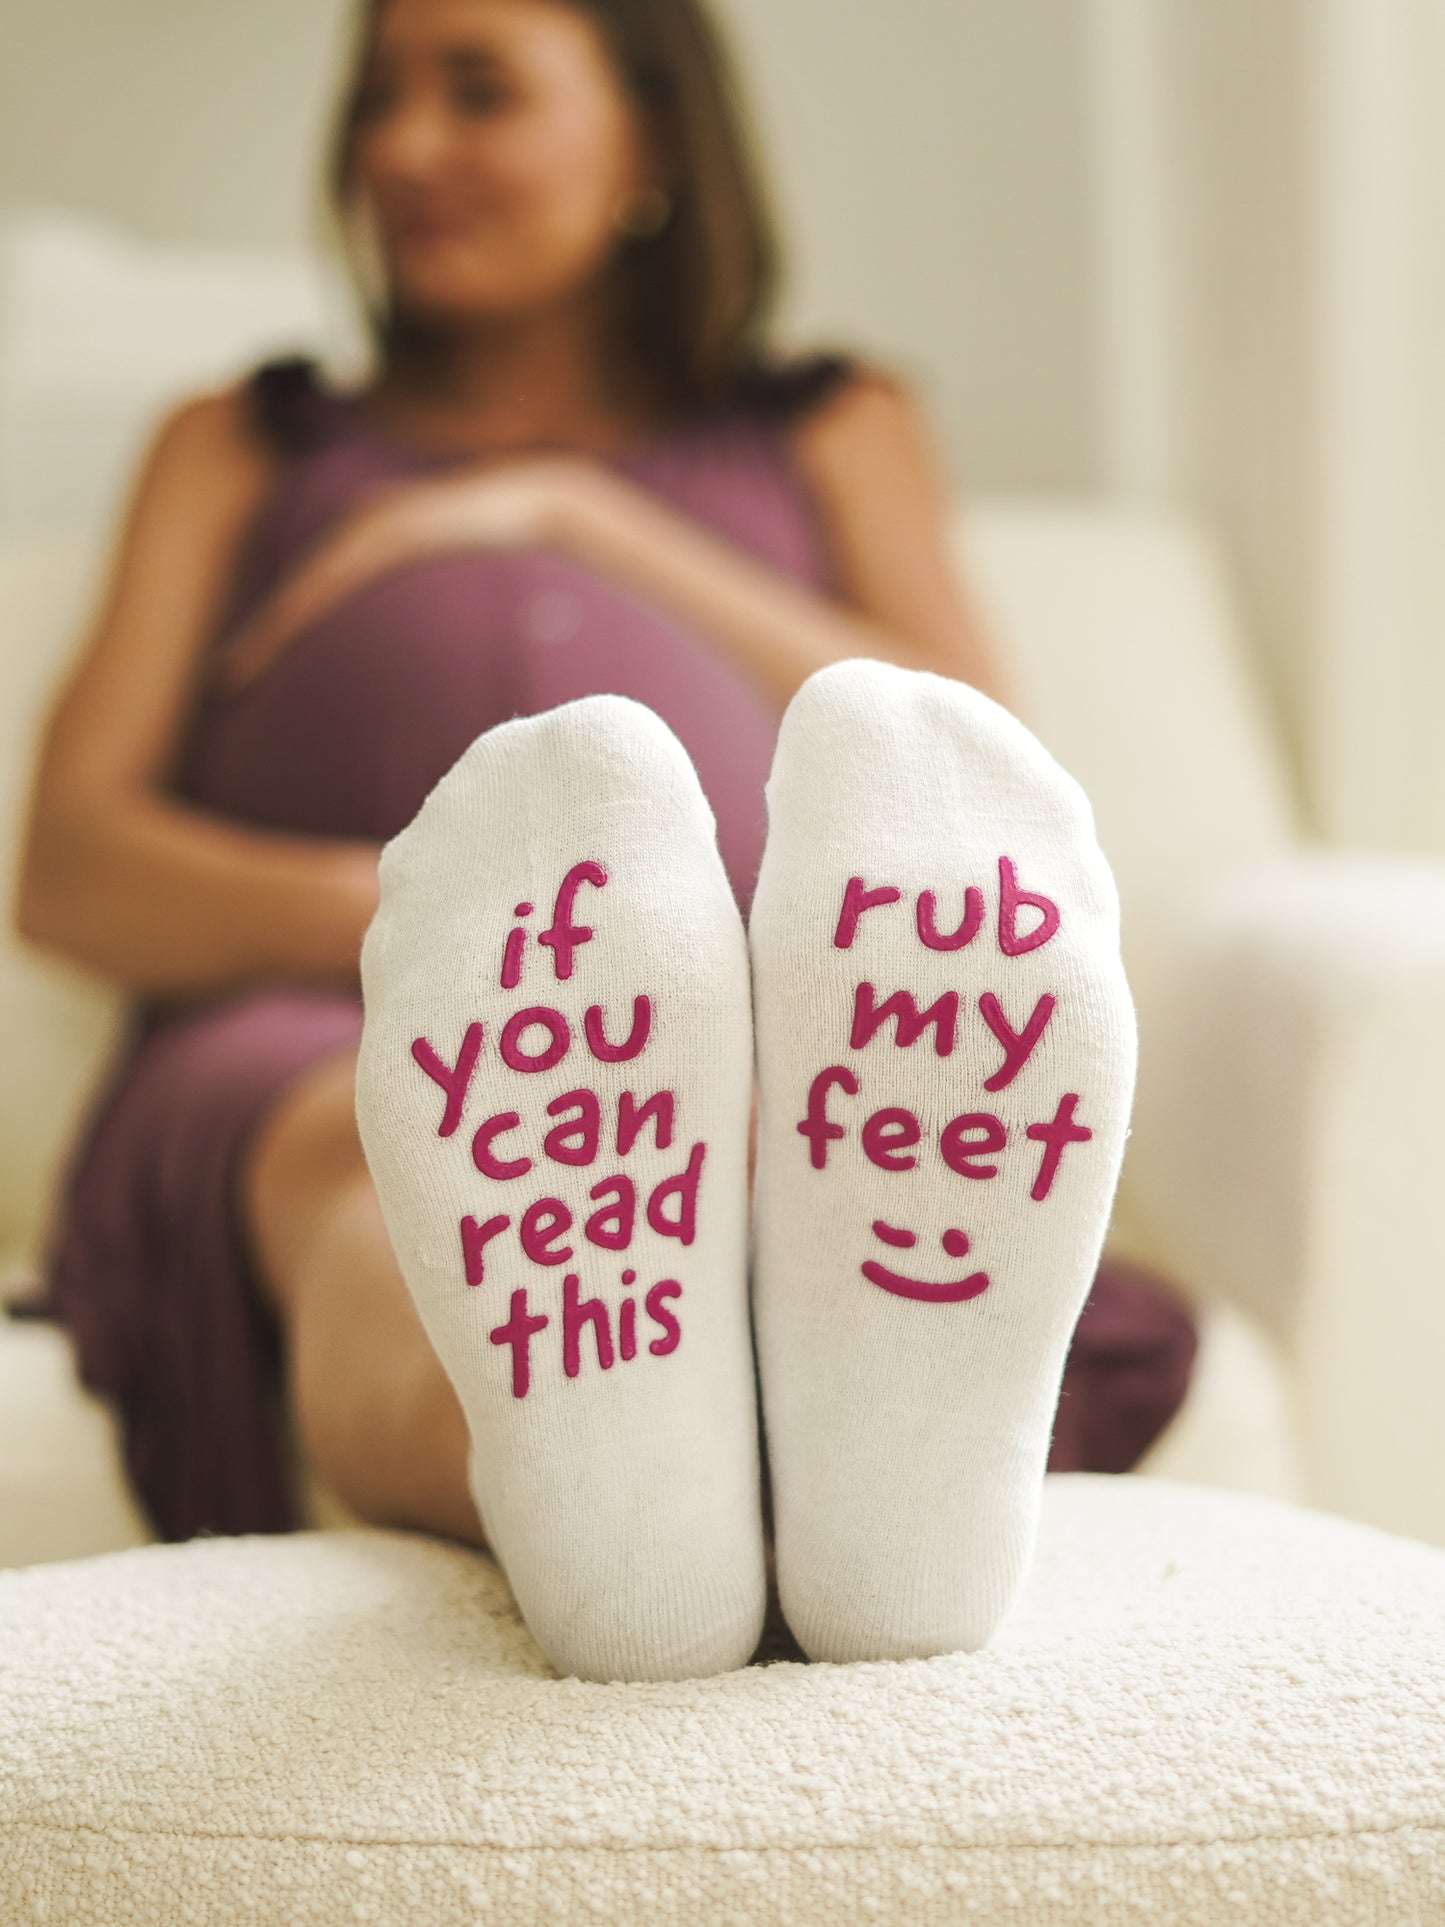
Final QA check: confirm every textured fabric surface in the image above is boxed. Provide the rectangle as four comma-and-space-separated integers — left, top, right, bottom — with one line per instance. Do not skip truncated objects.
3, 1475, 1442, 1925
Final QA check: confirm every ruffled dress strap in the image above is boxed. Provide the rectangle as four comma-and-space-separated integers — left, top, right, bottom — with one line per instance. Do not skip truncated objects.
241, 345, 864, 457
724, 348, 863, 425
240, 353, 353, 459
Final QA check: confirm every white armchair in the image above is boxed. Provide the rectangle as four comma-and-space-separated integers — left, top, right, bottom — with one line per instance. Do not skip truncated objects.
962, 506, 1445, 1551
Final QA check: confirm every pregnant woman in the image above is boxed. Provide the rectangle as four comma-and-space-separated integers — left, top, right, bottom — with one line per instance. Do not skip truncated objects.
10, 0, 1196, 1639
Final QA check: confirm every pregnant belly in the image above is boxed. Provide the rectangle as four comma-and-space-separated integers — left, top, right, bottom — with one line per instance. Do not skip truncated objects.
179, 552, 780, 905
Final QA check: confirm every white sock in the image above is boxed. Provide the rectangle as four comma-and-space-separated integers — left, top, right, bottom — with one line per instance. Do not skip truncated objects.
355, 695, 766, 1682
749, 660, 1137, 1662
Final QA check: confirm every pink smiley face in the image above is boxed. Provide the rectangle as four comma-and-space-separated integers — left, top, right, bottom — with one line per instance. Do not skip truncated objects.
862, 1221, 991, 1303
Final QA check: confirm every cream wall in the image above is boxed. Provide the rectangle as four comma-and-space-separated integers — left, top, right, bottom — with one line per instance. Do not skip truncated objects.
1086, 0, 1317, 806
722, 0, 1099, 490
0, 0, 1101, 493
1087, 0, 1445, 852
0, 0, 355, 252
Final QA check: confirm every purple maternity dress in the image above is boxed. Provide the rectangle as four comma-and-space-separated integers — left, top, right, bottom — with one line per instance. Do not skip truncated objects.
6, 352, 1198, 1540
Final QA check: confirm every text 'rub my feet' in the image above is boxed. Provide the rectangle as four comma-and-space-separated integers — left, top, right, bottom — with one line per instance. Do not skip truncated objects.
406, 861, 700, 1399
804, 857, 1094, 1304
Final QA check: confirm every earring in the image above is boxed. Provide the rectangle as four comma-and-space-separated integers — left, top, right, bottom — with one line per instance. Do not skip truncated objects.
611, 185, 673, 239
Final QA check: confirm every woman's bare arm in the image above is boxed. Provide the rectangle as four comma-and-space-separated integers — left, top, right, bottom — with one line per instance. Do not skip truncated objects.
782, 365, 1011, 704
14, 388, 380, 998
538, 367, 1008, 712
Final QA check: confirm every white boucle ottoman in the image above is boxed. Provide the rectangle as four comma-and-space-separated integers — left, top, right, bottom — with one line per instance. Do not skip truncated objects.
2, 1475, 1442, 1926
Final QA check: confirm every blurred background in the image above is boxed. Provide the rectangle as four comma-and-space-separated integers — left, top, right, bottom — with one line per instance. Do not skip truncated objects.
2, 0, 1444, 1561
4, 0, 1442, 848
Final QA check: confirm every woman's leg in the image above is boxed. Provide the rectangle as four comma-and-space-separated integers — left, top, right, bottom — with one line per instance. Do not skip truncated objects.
240, 1048, 488, 1550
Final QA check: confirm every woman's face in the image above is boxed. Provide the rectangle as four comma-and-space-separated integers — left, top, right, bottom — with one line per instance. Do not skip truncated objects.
350, 0, 657, 324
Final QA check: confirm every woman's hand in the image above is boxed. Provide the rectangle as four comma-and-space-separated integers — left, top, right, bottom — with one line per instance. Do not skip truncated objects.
211, 453, 597, 695
207, 365, 1010, 717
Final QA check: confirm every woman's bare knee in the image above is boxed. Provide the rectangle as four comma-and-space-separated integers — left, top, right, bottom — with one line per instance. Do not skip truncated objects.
242, 1046, 367, 1317
239, 1049, 489, 1549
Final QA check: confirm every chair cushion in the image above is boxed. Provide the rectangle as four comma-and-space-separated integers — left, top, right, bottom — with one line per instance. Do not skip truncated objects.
2, 1474, 1441, 1925
0, 1318, 150, 1568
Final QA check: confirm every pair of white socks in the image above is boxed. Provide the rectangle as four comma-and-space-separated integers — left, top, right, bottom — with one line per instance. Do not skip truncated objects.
354, 660, 1137, 1681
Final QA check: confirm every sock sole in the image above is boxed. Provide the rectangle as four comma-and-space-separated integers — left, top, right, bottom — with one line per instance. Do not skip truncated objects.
355, 695, 767, 1681
749, 660, 1137, 1662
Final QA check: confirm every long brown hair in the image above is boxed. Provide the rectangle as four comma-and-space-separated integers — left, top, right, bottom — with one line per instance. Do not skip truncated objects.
320, 0, 785, 416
